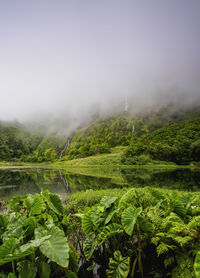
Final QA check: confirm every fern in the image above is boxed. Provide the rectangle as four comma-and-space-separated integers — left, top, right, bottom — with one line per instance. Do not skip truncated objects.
169, 236, 193, 248
147, 207, 164, 227
188, 216, 200, 229
172, 254, 195, 278
156, 242, 175, 256
164, 256, 175, 268
161, 213, 184, 231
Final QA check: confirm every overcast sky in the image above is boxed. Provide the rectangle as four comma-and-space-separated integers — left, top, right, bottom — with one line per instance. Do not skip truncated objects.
0, 0, 200, 122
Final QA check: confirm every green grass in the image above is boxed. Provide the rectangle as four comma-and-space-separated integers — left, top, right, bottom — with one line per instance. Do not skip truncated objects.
64, 188, 130, 213
53, 146, 126, 167
52, 146, 184, 168
64, 186, 200, 214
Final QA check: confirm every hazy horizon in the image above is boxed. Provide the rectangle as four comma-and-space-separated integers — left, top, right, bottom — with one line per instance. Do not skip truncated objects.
0, 0, 200, 125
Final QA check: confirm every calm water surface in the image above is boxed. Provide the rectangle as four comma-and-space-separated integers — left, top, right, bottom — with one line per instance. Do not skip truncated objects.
0, 167, 200, 200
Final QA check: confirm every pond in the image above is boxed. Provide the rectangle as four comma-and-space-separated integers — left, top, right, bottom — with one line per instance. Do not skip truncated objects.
0, 166, 200, 201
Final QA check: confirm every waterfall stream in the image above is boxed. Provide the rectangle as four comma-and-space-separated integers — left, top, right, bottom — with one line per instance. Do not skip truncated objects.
59, 172, 71, 192
59, 138, 70, 158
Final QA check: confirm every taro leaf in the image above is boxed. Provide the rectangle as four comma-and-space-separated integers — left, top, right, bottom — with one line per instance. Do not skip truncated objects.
0, 238, 18, 259
118, 189, 137, 210
194, 251, 200, 278
40, 261, 51, 278
48, 210, 59, 225
137, 216, 154, 235
23, 216, 37, 235
2, 214, 27, 241
24, 195, 45, 216
105, 208, 119, 225
170, 199, 186, 218
8, 195, 27, 212
19, 236, 51, 253
35, 224, 69, 268
0, 215, 8, 228
82, 210, 93, 235
100, 196, 117, 209
0, 237, 49, 265
122, 207, 142, 236
107, 250, 130, 278
83, 233, 97, 259
98, 223, 123, 245
43, 191, 63, 215
17, 260, 37, 278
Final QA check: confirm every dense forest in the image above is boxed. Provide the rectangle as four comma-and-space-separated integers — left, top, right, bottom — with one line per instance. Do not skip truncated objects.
0, 104, 200, 165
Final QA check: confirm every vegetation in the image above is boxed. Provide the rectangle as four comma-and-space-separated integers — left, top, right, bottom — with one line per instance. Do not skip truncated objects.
122, 113, 200, 165
0, 190, 78, 278
1, 188, 200, 277
63, 115, 132, 160
0, 122, 65, 163
0, 106, 200, 166
66, 187, 200, 277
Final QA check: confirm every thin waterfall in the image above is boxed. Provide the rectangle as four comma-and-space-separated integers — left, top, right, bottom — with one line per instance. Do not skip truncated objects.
132, 124, 135, 133
59, 138, 70, 158
59, 172, 71, 192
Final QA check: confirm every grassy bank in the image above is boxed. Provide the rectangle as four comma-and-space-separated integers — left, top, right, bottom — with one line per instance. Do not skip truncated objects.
0, 145, 199, 169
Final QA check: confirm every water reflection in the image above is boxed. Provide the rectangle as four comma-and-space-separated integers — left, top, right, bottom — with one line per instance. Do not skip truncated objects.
0, 167, 200, 200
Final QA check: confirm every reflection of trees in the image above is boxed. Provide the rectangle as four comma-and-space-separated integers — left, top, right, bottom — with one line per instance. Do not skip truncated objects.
0, 169, 68, 199
61, 173, 124, 192
121, 168, 200, 191
1, 167, 199, 200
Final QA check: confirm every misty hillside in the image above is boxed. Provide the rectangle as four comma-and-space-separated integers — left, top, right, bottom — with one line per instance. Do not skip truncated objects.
0, 104, 200, 165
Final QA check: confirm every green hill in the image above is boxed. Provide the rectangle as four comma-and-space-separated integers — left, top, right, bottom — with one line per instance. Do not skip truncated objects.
0, 104, 200, 165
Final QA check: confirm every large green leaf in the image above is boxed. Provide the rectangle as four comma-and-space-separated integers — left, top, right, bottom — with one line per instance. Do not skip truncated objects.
105, 207, 119, 225
8, 195, 27, 212
35, 224, 69, 267
0, 215, 8, 228
0, 237, 49, 265
118, 189, 137, 210
17, 260, 37, 278
42, 191, 63, 215
107, 250, 130, 278
100, 196, 117, 209
82, 210, 94, 235
98, 223, 123, 245
122, 207, 142, 236
0, 238, 18, 259
23, 216, 37, 235
170, 198, 186, 217
83, 233, 97, 259
2, 214, 27, 241
23, 195, 45, 216
194, 251, 200, 278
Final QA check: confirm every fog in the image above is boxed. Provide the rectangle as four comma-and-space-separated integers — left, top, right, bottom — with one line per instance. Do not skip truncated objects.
0, 0, 200, 132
